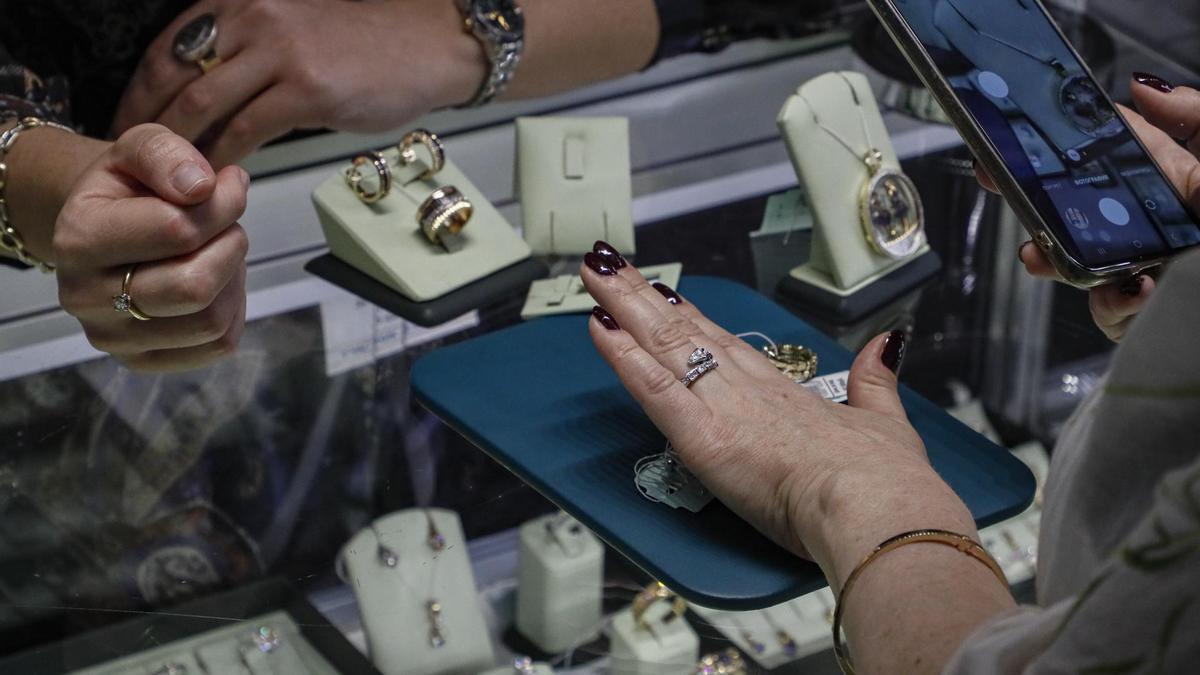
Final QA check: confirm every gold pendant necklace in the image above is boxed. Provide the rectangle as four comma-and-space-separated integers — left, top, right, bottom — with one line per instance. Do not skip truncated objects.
800, 74, 926, 260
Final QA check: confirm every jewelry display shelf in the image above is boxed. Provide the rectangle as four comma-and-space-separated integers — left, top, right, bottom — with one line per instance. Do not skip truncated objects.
306, 253, 548, 328
0, 577, 380, 674
411, 276, 1035, 610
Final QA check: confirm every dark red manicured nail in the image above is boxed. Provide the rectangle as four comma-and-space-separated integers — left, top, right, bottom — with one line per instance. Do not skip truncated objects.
652, 282, 683, 305
1133, 72, 1174, 94
593, 240, 627, 269
881, 330, 907, 375
1119, 275, 1144, 297
592, 306, 620, 330
584, 251, 618, 276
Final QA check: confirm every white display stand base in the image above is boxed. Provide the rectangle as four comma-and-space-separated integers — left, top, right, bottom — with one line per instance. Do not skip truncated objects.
339, 509, 494, 675
514, 514, 605, 653
313, 149, 531, 302
608, 607, 699, 675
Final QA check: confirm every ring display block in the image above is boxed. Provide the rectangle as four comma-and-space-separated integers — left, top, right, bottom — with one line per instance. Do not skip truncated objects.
313, 149, 531, 302
411, 276, 1035, 610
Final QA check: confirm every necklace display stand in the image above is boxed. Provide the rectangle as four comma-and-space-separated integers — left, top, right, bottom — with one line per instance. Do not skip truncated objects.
608, 605, 699, 675
339, 509, 493, 675
776, 72, 940, 323
514, 513, 605, 653
311, 149, 542, 326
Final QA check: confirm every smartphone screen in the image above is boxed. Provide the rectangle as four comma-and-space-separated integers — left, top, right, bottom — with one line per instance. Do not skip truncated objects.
889, 0, 1200, 268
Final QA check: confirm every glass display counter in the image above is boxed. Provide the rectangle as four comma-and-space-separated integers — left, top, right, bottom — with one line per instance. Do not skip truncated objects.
0, 13, 1195, 675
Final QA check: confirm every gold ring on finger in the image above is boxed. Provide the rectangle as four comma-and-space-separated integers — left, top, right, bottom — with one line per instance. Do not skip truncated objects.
113, 264, 153, 321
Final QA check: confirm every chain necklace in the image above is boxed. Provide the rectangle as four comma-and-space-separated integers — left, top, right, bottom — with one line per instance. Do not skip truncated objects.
944, 0, 1067, 75
797, 73, 926, 260
371, 510, 450, 648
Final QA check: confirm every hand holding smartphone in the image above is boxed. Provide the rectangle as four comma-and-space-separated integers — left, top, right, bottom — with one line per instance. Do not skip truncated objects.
870, 0, 1200, 288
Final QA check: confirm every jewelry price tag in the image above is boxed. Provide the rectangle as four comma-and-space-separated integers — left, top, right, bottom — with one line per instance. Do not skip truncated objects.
319, 293, 480, 377
801, 371, 849, 404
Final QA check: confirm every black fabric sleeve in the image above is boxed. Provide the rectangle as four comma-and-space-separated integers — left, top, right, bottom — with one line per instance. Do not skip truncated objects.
649, 0, 850, 66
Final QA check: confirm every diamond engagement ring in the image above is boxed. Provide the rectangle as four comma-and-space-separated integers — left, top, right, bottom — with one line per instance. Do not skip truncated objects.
680, 347, 718, 388
113, 264, 152, 321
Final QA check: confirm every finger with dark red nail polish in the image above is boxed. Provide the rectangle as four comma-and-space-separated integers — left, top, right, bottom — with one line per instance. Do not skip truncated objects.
593, 240, 627, 269
592, 306, 620, 330
652, 282, 683, 305
584, 251, 618, 276
881, 330, 907, 375
1133, 72, 1175, 94
1119, 275, 1144, 297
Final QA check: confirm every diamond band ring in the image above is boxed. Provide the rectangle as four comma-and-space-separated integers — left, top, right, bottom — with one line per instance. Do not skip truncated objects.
680, 347, 718, 388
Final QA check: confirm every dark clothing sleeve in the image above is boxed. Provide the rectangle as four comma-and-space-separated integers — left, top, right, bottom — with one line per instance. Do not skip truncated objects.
650, 0, 850, 65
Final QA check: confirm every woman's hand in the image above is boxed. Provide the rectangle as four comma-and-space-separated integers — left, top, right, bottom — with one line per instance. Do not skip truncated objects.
579, 244, 976, 584
976, 74, 1200, 342
111, 0, 485, 167
54, 124, 250, 372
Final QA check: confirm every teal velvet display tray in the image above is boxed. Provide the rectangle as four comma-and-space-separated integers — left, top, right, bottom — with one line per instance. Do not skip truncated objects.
411, 276, 1035, 610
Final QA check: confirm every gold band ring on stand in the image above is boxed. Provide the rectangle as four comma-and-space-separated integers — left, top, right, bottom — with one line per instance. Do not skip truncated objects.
631, 581, 687, 632
113, 265, 152, 321
344, 151, 393, 204
417, 186, 473, 247
397, 129, 446, 184
172, 13, 223, 73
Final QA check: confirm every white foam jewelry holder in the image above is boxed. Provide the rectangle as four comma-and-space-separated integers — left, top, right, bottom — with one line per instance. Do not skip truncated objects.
514, 513, 605, 653
313, 149, 532, 302
777, 71, 932, 297
608, 606, 699, 675
339, 508, 494, 675
515, 116, 636, 256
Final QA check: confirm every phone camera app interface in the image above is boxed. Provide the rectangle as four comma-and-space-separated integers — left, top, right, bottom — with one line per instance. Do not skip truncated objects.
894, 0, 1200, 266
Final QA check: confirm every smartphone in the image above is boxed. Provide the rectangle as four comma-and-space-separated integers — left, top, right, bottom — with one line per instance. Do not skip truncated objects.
868, 0, 1200, 288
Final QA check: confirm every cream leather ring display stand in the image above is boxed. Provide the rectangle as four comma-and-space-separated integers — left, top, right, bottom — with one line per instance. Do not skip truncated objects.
776, 71, 939, 322
313, 148, 531, 302
514, 513, 604, 653
516, 116, 635, 257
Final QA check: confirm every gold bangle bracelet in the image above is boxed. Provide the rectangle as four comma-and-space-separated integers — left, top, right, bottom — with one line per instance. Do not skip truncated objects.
831, 529, 1007, 675
0, 116, 75, 272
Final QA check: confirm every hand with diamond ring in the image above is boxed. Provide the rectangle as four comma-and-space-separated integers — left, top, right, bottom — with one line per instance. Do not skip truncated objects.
579, 241, 1014, 674
51, 124, 250, 371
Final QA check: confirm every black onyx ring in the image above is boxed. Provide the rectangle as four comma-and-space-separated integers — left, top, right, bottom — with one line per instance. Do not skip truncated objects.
172, 13, 222, 73
680, 347, 718, 388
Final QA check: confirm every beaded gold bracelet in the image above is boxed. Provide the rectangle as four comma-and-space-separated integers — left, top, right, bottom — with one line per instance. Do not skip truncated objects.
0, 116, 76, 272
831, 529, 1008, 675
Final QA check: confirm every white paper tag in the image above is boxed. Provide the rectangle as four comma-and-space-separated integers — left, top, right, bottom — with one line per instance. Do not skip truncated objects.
320, 296, 409, 377
319, 294, 480, 377
800, 370, 850, 404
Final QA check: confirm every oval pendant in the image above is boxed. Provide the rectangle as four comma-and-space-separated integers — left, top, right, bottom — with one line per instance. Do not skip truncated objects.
859, 167, 926, 260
